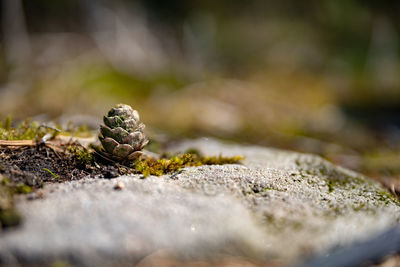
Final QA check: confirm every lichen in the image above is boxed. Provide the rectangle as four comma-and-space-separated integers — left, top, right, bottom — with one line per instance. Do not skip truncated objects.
374, 189, 399, 205
296, 161, 400, 215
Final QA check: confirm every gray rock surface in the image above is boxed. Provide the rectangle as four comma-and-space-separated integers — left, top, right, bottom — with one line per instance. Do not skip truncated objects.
0, 138, 399, 266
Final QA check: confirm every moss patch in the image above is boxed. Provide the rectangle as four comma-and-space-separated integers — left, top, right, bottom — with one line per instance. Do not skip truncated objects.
0, 117, 245, 228
326, 175, 365, 191
0, 117, 94, 141
134, 152, 244, 177
0, 177, 32, 228
67, 145, 94, 166
0, 117, 49, 141
296, 160, 400, 215
374, 189, 399, 205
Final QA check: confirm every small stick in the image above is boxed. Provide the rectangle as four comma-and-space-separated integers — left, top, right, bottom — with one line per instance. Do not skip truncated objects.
0, 140, 36, 146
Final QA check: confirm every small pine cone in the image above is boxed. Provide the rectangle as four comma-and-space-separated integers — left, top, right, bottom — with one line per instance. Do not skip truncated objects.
99, 104, 148, 160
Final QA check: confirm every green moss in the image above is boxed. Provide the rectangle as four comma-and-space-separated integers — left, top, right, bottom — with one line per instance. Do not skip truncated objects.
326, 180, 335, 192
0, 116, 93, 141
375, 189, 399, 205
134, 153, 244, 177
0, 177, 41, 228
0, 177, 9, 185
262, 187, 273, 192
15, 183, 33, 194
1, 178, 33, 195
325, 175, 366, 192
0, 180, 22, 228
299, 163, 399, 206
67, 145, 93, 165
0, 209, 22, 228
0, 182, 13, 210
0, 117, 45, 140
3, 115, 11, 130
324, 172, 399, 206
301, 163, 367, 193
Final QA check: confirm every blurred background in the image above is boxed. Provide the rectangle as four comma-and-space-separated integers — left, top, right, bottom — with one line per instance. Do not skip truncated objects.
1, 0, 400, 191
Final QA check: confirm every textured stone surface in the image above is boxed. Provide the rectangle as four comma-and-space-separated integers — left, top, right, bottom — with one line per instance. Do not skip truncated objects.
0, 138, 399, 266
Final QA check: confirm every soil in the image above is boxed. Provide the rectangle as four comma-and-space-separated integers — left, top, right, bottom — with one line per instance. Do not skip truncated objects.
0, 143, 135, 189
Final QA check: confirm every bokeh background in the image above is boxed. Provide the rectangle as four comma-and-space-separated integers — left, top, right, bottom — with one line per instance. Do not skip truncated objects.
1, 0, 400, 190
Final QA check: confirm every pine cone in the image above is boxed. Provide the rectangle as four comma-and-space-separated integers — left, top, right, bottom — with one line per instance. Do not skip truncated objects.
99, 104, 148, 161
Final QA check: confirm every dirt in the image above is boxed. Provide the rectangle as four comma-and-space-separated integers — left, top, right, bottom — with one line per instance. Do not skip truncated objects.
0, 141, 139, 229
0, 144, 135, 189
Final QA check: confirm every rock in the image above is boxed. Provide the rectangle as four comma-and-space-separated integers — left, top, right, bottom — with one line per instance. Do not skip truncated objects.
113, 181, 125, 190
0, 138, 399, 266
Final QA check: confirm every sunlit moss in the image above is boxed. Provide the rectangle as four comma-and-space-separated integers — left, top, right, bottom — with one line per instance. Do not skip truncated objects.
0, 117, 47, 140
134, 152, 244, 177
0, 116, 94, 141
67, 145, 94, 165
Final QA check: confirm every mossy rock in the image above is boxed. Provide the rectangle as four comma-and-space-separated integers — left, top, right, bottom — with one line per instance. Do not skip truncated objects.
0, 138, 399, 266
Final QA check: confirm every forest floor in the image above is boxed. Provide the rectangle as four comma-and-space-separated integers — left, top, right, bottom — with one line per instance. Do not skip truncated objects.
0, 133, 243, 229
0, 139, 136, 228
0, 143, 133, 187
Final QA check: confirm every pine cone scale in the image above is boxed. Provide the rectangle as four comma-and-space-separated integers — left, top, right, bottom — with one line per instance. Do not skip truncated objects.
113, 144, 134, 158
101, 137, 119, 154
